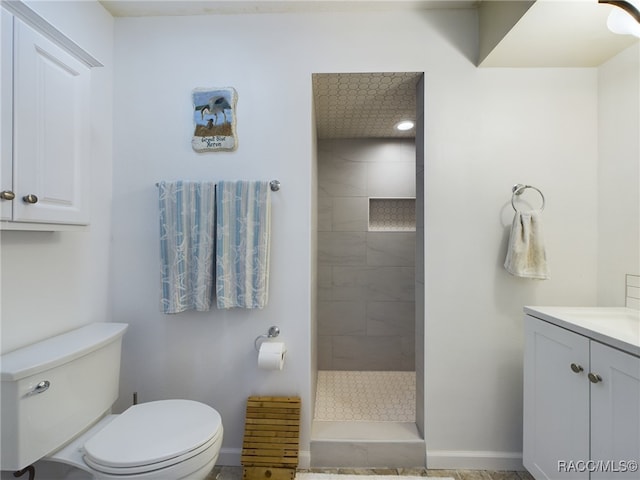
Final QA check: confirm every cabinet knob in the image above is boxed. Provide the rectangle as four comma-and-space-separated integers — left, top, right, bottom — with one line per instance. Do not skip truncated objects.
570, 363, 584, 373
22, 194, 38, 204
0, 190, 16, 200
588, 372, 603, 384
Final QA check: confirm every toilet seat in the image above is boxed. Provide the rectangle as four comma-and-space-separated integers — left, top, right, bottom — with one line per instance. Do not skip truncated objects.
83, 399, 222, 476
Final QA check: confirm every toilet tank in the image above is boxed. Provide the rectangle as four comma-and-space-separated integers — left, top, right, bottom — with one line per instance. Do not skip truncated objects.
1, 322, 128, 471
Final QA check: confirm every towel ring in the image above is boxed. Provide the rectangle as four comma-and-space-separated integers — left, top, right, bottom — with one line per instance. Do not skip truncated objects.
511, 184, 545, 212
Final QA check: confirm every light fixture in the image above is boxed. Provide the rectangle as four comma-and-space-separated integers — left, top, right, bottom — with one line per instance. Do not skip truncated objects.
599, 0, 640, 38
395, 120, 415, 131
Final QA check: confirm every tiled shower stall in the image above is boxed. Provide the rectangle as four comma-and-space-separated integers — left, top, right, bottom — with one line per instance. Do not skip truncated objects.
316, 137, 417, 424
311, 135, 424, 466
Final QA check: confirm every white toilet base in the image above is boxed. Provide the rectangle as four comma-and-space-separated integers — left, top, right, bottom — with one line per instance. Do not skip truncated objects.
47, 414, 221, 480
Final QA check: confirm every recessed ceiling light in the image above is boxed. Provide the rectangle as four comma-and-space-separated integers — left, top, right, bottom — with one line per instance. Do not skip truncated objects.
395, 120, 415, 131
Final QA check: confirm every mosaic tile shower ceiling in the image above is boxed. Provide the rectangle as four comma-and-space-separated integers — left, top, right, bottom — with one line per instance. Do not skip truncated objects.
314, 371, 416, 422
313, 72, 422, 139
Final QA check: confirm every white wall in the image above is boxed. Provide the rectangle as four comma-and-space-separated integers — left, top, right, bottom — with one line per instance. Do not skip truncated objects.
423, 66, 600, 469
0, 0, 114, 353
597, 43, 640, 305
110, 12, 320, 466
111, 8, 602, 470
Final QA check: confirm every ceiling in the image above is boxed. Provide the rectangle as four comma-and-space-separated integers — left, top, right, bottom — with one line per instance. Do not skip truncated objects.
100, 0, 476, 17
99, 0, 638, 139
478, 0, 638, 67
313, 73, 422, 139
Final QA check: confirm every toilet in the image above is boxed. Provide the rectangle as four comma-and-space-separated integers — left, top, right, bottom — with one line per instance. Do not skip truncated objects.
0, 323, 223, 479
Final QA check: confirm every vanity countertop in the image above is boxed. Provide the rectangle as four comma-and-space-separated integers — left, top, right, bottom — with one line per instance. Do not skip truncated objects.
524, 306, 640, 357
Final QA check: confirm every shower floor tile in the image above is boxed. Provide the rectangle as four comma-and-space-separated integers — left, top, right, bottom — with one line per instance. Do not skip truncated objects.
314, 370, 415, 422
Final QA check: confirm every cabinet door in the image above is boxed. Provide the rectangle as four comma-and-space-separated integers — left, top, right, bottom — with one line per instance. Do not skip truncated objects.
524, 316, 590, 479
12, 17, 90, 225
590, 341, 640, 479
1, 9, 13, 221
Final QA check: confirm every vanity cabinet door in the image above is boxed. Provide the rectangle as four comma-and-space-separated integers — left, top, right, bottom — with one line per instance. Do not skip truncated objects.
524, 316, 590, 479
590, 341, 640, 479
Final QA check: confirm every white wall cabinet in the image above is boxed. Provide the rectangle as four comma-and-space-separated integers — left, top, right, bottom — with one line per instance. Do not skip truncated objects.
524, 315, 640, 479
1, 10, 91, 228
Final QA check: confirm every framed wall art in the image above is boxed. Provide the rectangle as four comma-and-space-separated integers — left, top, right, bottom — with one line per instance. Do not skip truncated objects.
192, 87, 238, 152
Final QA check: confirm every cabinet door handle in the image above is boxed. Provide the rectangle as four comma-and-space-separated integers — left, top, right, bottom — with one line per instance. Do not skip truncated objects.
570, 363, 584, 373
588, 372, 603, 384
0, 190, 16, 200
22, 194, 38, 204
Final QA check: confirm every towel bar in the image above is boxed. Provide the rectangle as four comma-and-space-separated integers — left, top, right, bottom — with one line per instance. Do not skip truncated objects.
511, 184, 545, 212
155, 180, 281, 192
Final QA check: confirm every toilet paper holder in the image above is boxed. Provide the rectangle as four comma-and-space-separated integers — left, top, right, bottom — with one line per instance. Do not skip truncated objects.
254, 326, 281, 351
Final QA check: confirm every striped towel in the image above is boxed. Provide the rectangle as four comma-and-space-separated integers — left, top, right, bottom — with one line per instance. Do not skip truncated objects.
216, 181, 271, 309
158, 181, 216, 313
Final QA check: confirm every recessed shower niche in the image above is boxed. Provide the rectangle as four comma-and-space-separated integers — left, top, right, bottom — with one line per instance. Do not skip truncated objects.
368, 197, 416, 232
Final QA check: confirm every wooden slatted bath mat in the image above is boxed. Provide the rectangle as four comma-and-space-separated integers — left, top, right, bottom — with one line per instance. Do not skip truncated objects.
242, 396, 301, 480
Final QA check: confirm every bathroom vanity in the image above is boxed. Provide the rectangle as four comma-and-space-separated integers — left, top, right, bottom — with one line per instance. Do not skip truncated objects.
523, 306, 640, 479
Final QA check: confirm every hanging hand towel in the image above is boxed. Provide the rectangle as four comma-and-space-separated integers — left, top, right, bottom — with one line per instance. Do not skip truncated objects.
216, 181, 271, 309
504, 209, 549, 280
158, 181, 216, 313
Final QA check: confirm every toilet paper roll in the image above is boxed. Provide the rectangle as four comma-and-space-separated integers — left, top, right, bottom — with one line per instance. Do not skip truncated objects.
258, 342, 286, 370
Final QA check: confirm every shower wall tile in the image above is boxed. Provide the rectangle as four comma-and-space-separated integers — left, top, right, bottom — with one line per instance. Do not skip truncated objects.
317, 138, 416, 372
331, 266, 415, 302
366, 232, 415, 266
364, 267, 415, 302
367, 161, 416, 197
318, 196, 333, 232
317, 266, 332, 301
322, 138, 415, 164
318, 158, 367, 197
332, 335, 414, 371
367, 301, 415, 336
318, 301, 366, 335
399, 335, 415, 363
333, 197, 368, 231
327, 268, 367, 301
317, 336, 333, 370
317, 232, 366, 265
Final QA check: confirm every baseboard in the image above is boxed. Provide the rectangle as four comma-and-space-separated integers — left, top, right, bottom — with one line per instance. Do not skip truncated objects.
216, 448, 311, 470
298, 450, 311, 469
426, 450, 524, 471
220, 446, 522, 471
218, 448, 242, 466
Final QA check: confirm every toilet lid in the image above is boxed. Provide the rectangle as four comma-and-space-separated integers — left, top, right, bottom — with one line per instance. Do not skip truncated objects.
83, 399, 222, 470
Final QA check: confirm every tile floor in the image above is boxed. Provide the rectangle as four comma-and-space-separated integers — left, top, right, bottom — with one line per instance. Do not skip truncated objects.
209, 466, 535, 480
314, 371, 415, 422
